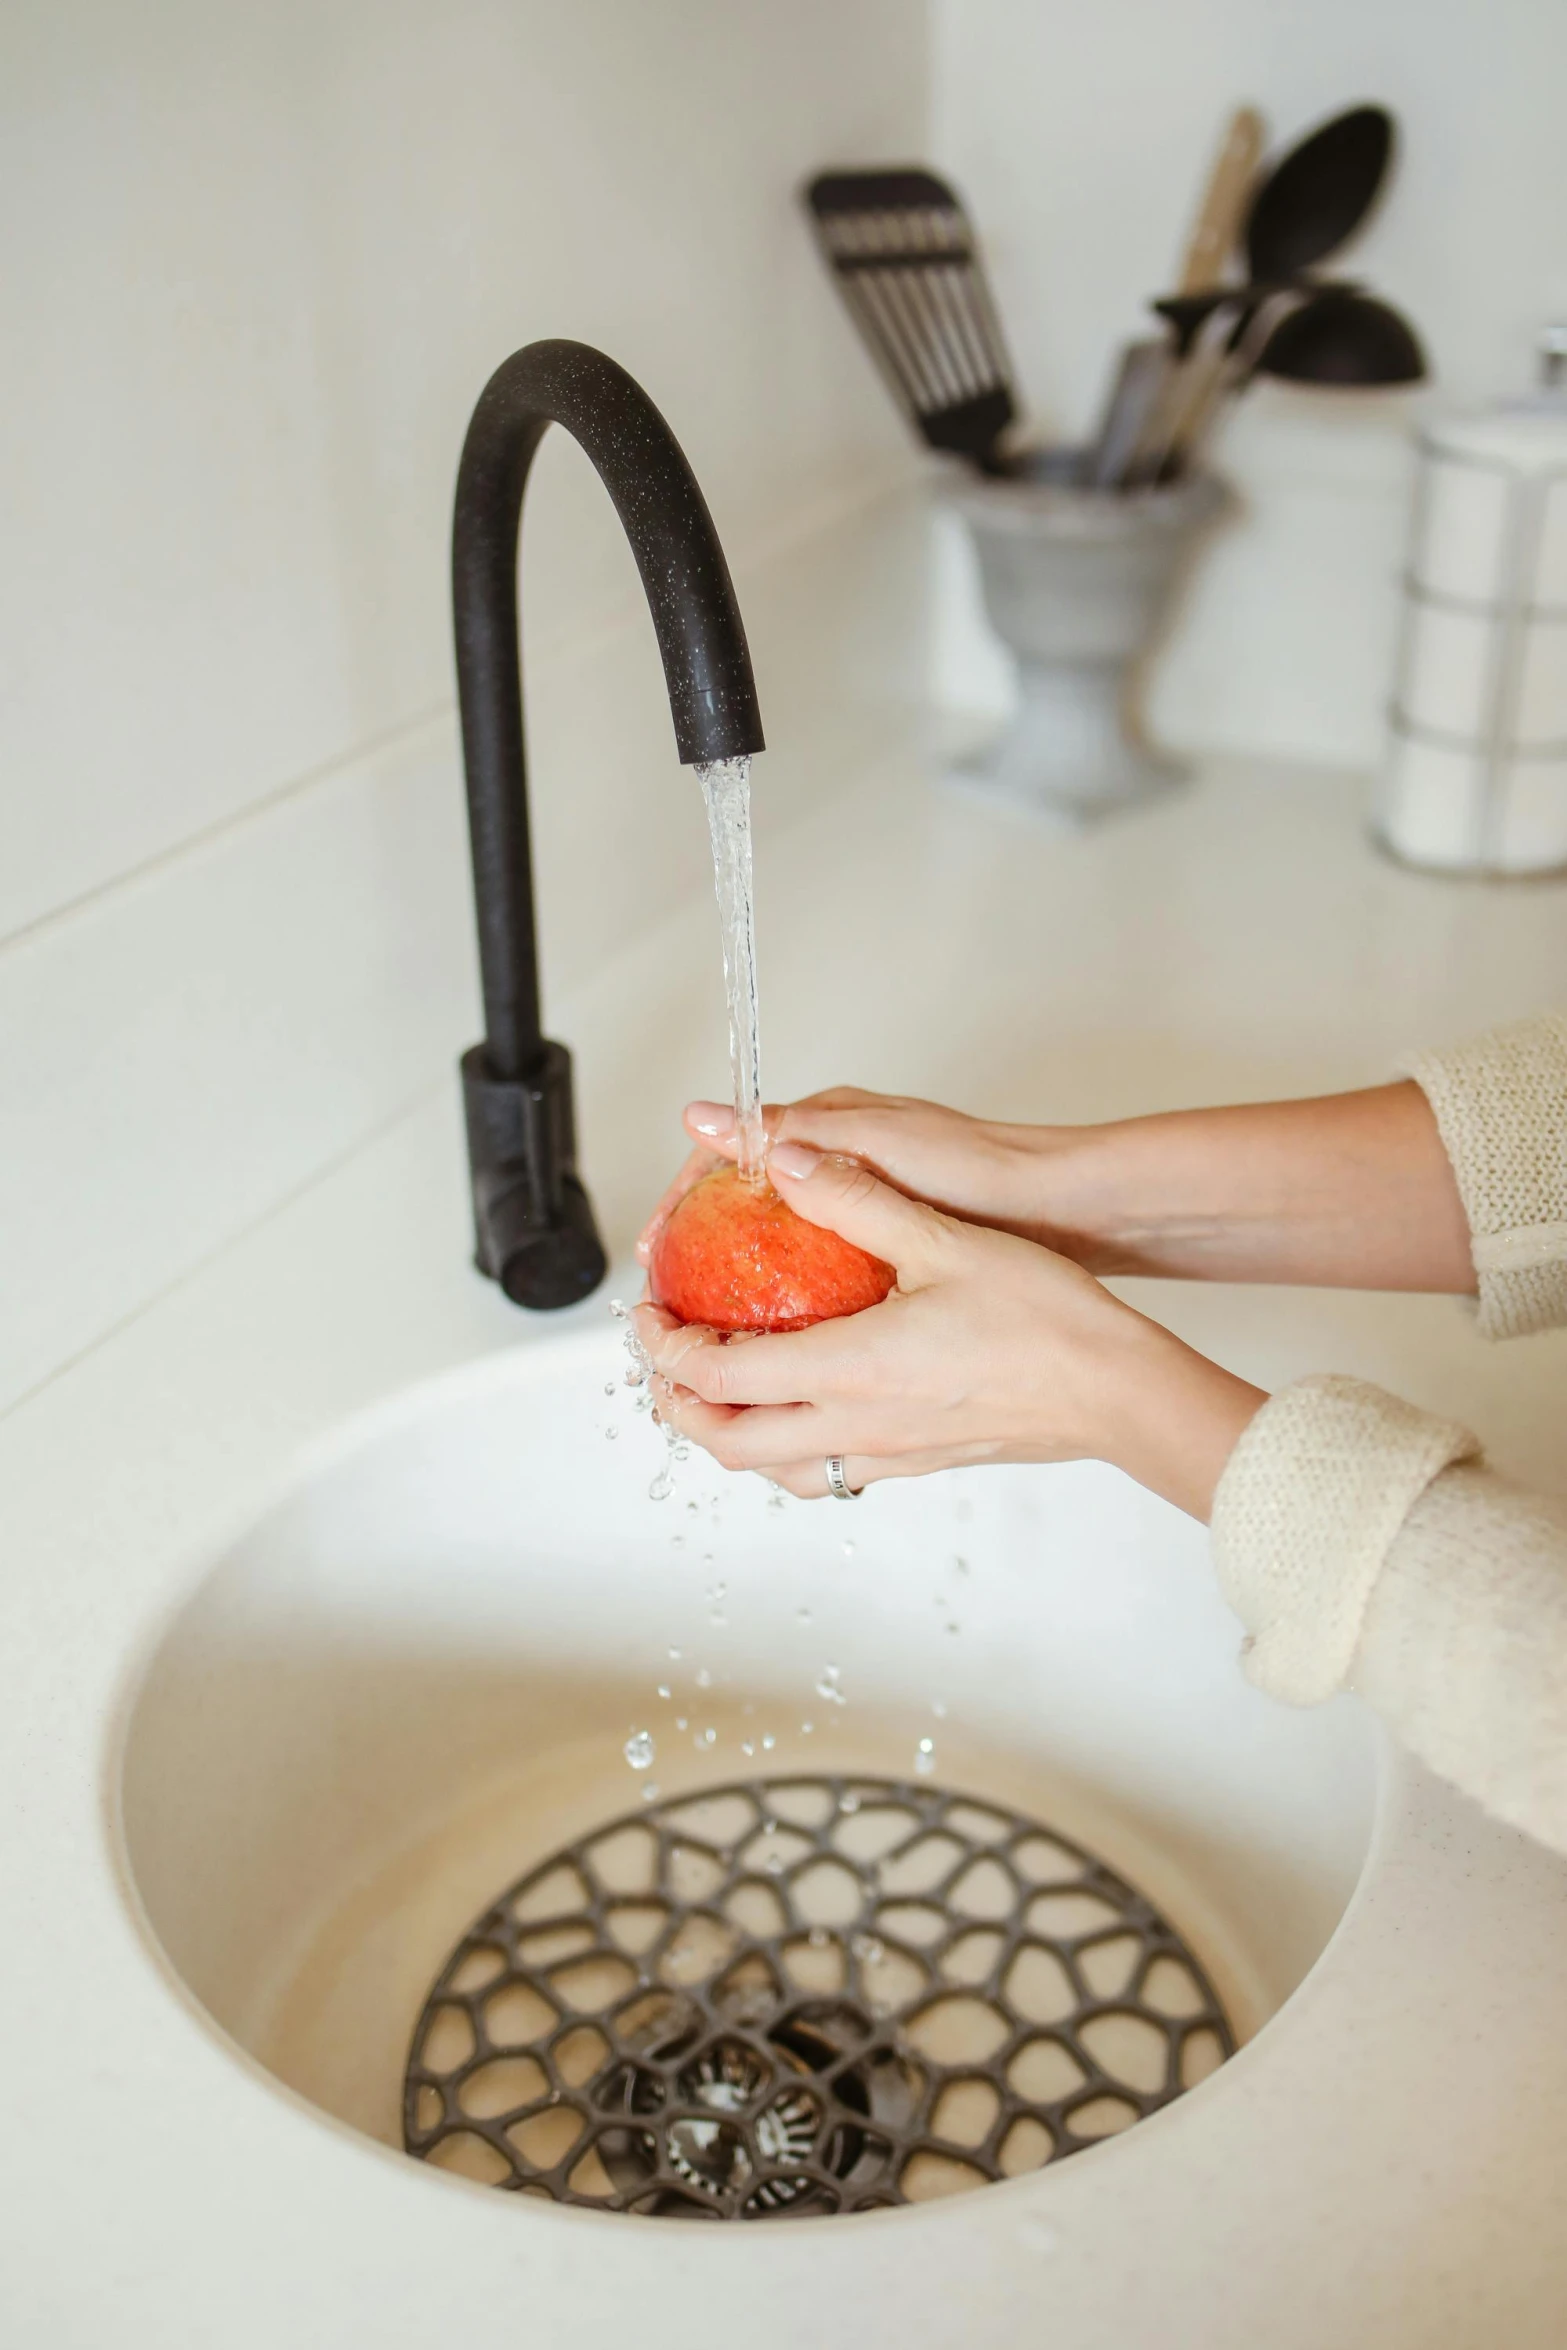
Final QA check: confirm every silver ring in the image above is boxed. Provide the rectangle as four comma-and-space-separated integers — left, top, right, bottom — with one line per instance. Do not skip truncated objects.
825, 1456, 861, 1501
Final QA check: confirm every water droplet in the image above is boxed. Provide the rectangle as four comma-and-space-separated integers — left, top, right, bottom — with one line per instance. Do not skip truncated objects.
767, 1489, 787, 1513
914, 1736, 936, 1777
641, 1783, 661, 1806
667, 1647, 682, 1661
695, 1667, 712, 1690
656, 1685, 671, 1702
851, 1932, 885, 1968
952, 1555, 969, 1576
814, 1664, 846, 1706
705, 1582, 727, 1603
648, 1466, 674, 1501
634, 1388, 653, 1413
761, 1733, 777, 1752
605, 1426, 619, 1442
675, 1717, 689, 1732
796, 1607, 812, 1625
740, 1738, 755, 1757
838, 1791, 861, 1815
686, 1500, 700, 1515
807, 1927, 829, 1950
672, 1443, 691, 1463
623, 1730, 655, 1771
696, 1726, 717, 1748
841, 1539, 856, 1559
931, 1699, 948, 1720
608, 1298, 628, 1319
604, 1381, 617, 1398
800, 1720, 815, 1736
947, 1622, 961, 1635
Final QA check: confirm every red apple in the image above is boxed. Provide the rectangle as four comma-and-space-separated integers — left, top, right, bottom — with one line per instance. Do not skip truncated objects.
649, 1163, 895, 1333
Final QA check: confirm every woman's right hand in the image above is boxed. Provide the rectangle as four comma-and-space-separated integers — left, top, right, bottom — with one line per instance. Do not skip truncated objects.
635, 1087, 1049, 1268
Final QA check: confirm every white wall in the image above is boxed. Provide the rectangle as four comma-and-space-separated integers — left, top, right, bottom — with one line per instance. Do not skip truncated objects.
932, 0, 1567, 766
8, 0, 1564, 1417
0, 0, 929, 1413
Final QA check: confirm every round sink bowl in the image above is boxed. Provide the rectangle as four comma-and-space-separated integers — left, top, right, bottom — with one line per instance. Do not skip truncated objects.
117, 1327, 1375, 2183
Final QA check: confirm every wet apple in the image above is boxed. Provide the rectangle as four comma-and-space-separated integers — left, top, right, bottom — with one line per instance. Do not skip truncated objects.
649, 1163, 895, 1333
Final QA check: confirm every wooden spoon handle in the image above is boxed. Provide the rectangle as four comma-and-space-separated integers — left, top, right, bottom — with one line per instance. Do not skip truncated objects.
1177, 106, 1265, 292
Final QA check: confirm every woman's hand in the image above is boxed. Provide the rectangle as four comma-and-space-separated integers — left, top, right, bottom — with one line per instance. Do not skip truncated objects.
637, 1078, 1477, 1296
635, 1087, 1042, 1268
633, 1142, 1265, 1520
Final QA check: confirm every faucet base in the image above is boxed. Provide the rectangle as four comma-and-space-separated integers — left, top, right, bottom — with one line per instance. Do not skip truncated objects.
460, 1042, 608, 1310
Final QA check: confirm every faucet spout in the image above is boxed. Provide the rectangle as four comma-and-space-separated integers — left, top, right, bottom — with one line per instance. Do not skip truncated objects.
451, 339, 765, 1310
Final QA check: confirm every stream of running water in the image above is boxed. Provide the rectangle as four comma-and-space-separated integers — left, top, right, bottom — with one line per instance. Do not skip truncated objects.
694, 755, 766, 1179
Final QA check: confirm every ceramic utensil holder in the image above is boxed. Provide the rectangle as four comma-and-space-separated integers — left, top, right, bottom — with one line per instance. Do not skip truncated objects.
1377, 393, 1567, 876
942, 454, 1226, 823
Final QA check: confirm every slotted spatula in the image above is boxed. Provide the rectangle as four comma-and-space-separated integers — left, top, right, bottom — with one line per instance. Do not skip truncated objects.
805, 167, 1018, 472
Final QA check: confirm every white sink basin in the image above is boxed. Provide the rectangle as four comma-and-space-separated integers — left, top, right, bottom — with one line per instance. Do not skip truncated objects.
118, 1325, 1374, 2169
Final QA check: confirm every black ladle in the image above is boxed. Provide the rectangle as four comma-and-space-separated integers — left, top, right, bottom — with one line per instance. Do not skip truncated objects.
1246, 104, 1394, 282
1256, 287, 1426, 386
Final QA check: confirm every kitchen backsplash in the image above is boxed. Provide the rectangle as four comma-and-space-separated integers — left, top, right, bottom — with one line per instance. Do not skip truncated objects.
5, 0, 1563, 1409
0, 0, 928, 1411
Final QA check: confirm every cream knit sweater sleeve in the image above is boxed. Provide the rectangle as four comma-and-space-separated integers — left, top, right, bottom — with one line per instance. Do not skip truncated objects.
1209, 1010, 1567, 1855
1406, 1008, 1567, 1338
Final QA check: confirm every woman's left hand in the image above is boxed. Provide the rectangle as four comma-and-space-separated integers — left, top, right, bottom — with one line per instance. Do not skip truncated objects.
633, 1143, 1264, 1521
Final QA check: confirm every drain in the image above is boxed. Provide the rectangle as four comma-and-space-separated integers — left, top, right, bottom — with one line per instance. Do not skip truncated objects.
403, 1776, 1234, 2218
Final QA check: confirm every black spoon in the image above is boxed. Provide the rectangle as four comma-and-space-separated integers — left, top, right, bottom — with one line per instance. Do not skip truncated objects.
1246, 105, 1395, 283
1256, 287, 1426, 386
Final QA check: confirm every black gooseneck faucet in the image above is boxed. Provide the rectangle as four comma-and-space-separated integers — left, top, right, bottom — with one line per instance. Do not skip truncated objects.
452, 339, 765, 1310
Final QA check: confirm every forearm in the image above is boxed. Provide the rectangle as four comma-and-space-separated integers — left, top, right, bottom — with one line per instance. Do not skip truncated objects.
1098, 1313, 1268, 1522
1004, 1081, 1476, 1293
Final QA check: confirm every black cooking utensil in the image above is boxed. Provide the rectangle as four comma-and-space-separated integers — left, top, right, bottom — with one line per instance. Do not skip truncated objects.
1255, 286, 1426, 385
1245, 105, 1394, 282
1153, 290, 1242, 353
805, 167, 1018, 471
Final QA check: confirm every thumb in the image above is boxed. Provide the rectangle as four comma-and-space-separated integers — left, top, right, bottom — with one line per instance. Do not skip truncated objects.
769, 1141, 952, 1282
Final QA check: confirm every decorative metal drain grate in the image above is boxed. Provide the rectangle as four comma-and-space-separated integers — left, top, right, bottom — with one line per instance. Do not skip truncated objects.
403, 1777, 1233, 2219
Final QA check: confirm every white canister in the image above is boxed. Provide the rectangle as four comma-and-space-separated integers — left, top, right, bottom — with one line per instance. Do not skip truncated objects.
1376, 330, 1567, 876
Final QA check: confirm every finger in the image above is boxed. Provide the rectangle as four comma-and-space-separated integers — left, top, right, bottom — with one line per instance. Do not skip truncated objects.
631, 1301, 682, 1360
753, 1446, 985, 1498
655, 1380, 950, 1479
756, 1456, 887, 1500
636, 1144, 722, 1265
633, 1305, 721, 1388
654, 1383, 831, 1472
682, 1089, 884, 1160
769, 1143, 953, 1281
684, 1100, 739, 1149
639, 1310, 882, 1408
